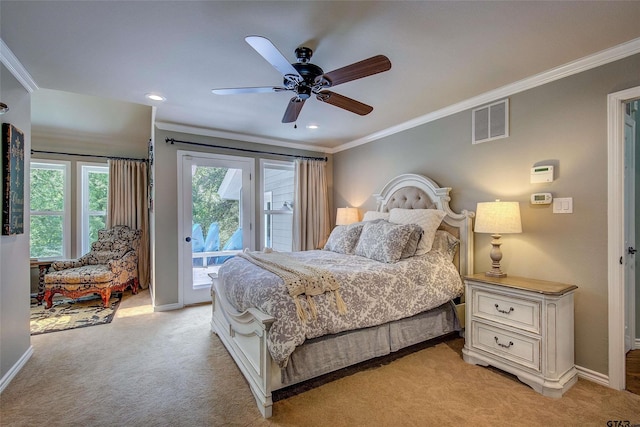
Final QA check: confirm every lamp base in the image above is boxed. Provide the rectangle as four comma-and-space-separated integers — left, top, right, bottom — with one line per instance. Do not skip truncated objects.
485, 269, 507, 278
486, 234, 507, 278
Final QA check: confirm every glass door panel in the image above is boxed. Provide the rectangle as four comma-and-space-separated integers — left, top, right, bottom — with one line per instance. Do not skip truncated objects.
180, 152, 253, 305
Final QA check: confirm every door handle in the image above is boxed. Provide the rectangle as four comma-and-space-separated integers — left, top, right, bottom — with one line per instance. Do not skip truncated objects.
185, 237, 192, 243
629, 247, 637, 255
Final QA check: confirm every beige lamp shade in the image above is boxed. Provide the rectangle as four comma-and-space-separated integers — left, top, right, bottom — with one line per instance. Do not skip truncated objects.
336, 207, 359, 225
474, 201, 522, 278
474, 201, 522, 234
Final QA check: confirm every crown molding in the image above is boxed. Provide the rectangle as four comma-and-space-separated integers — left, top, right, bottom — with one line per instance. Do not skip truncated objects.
155, 121, 333, 154
333, 36, 640, 153
0, 38, 39, 93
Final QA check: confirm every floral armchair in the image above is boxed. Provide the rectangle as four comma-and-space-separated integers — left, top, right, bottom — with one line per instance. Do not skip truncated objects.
43, 225, 141, 309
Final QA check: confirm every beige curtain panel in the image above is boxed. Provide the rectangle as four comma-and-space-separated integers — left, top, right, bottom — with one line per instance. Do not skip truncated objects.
293, 159, 330, 251
107, 159, 150, 289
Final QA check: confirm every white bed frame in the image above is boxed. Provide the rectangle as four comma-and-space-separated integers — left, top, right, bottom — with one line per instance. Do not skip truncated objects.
210, 173, 474, 417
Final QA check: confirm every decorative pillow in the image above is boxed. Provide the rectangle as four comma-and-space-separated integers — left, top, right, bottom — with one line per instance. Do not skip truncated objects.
323, 222, 365, 254
354, 221, 418, 263
362, 211, 390, 222
388, 208, 447, 255
431, 230, 460, 262
400, 224, 424, 259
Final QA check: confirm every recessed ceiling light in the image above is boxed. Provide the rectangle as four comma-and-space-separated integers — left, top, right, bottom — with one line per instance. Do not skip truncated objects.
145, 93, 166, 102
306, 124, 319, 129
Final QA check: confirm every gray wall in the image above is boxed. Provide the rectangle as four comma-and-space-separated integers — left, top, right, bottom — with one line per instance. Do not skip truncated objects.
152, 128, 332, 308
332, 54, 640, 375
0, 64, 31, 382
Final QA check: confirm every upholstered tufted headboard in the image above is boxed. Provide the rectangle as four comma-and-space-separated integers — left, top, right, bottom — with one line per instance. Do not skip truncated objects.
372, 174, 474, 276
384, 186, 437, 211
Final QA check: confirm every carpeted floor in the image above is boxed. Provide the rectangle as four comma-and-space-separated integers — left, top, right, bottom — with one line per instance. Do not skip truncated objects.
2, 290, 639, 426
30, 294, 121, 335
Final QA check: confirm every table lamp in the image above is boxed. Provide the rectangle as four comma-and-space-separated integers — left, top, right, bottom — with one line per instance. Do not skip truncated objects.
336, 207, 359, 226
474, 200, 522, 277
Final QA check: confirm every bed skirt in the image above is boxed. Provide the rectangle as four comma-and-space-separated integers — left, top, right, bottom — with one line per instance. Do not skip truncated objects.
280, 301, 460, 386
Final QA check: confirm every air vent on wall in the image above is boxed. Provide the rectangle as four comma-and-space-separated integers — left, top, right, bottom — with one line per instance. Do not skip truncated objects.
472, 99, 509, 144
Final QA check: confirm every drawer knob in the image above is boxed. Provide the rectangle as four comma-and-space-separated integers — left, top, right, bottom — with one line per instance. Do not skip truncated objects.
494, 336, 514, 349
494, 304, 514, 315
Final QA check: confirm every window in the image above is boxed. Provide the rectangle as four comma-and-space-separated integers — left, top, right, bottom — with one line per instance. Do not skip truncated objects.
78, 163, 109, 254
30, 160, 71, 259
261, 160, 294, 252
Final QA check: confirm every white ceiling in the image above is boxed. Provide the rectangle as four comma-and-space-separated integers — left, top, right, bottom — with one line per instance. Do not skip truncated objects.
30, 89, 152, 149
2, 1, 640, 153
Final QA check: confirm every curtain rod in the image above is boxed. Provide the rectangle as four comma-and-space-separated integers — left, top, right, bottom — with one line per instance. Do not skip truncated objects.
31, 149, 147, 162
165, 138, 328, 162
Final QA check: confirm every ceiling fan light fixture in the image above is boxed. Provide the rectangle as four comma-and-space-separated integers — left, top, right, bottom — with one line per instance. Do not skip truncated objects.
297, 86, 312, 100
145, 93, 166, 102
306, 124, 319, 130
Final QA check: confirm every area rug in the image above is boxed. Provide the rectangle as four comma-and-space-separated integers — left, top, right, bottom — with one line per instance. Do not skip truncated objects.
30, 294, 121, 335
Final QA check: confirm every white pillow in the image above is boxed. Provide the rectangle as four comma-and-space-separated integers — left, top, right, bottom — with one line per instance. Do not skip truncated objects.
362, 211, 390, 222
388, 208, 447, 255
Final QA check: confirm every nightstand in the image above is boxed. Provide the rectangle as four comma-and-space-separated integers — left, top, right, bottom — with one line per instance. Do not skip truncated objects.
462, 273, 578, 397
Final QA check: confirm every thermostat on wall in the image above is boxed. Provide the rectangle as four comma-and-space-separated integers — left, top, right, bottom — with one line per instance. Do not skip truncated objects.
531, 165, 554, 183
531, 193, 553, 205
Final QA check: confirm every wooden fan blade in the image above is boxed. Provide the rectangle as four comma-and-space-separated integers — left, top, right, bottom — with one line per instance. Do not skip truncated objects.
212, 87, 287, 95
245, 36, 302, 81
322, 55, 391, 87
282, 97, 306, 123
316, 91, 373, 116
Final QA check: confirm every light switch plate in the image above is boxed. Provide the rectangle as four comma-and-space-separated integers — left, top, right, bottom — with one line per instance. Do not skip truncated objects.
553, 197, 573, 214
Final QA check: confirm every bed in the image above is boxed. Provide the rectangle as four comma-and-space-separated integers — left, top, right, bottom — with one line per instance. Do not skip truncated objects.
210, 173, 474, 417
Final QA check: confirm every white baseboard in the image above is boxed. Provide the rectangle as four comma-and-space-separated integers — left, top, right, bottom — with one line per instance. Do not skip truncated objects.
576, 364, 610, 388
0, 345, 34, 394
153, 302, 183, 312
635, 338, 640, 349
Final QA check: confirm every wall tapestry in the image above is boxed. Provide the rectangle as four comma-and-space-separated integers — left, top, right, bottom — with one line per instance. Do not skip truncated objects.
2, 123, 25, 235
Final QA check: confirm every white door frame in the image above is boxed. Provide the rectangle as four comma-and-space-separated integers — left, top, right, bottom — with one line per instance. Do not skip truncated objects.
607, 85, 640, 390
176, 150, 255, 306
624, 112, 636, 353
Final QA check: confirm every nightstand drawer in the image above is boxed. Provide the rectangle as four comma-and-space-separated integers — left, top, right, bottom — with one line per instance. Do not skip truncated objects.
472, 289, 540, 334
471, 321, 541, 372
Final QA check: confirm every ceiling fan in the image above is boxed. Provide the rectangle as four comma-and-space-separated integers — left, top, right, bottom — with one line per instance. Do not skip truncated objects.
212, 36, 392, 123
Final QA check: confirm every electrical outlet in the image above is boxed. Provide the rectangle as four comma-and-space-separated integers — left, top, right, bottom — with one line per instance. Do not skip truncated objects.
553, 197, 573, 214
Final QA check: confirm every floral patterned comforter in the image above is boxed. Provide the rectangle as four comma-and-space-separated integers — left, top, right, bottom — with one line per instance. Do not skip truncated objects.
218, 249, 463, 367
